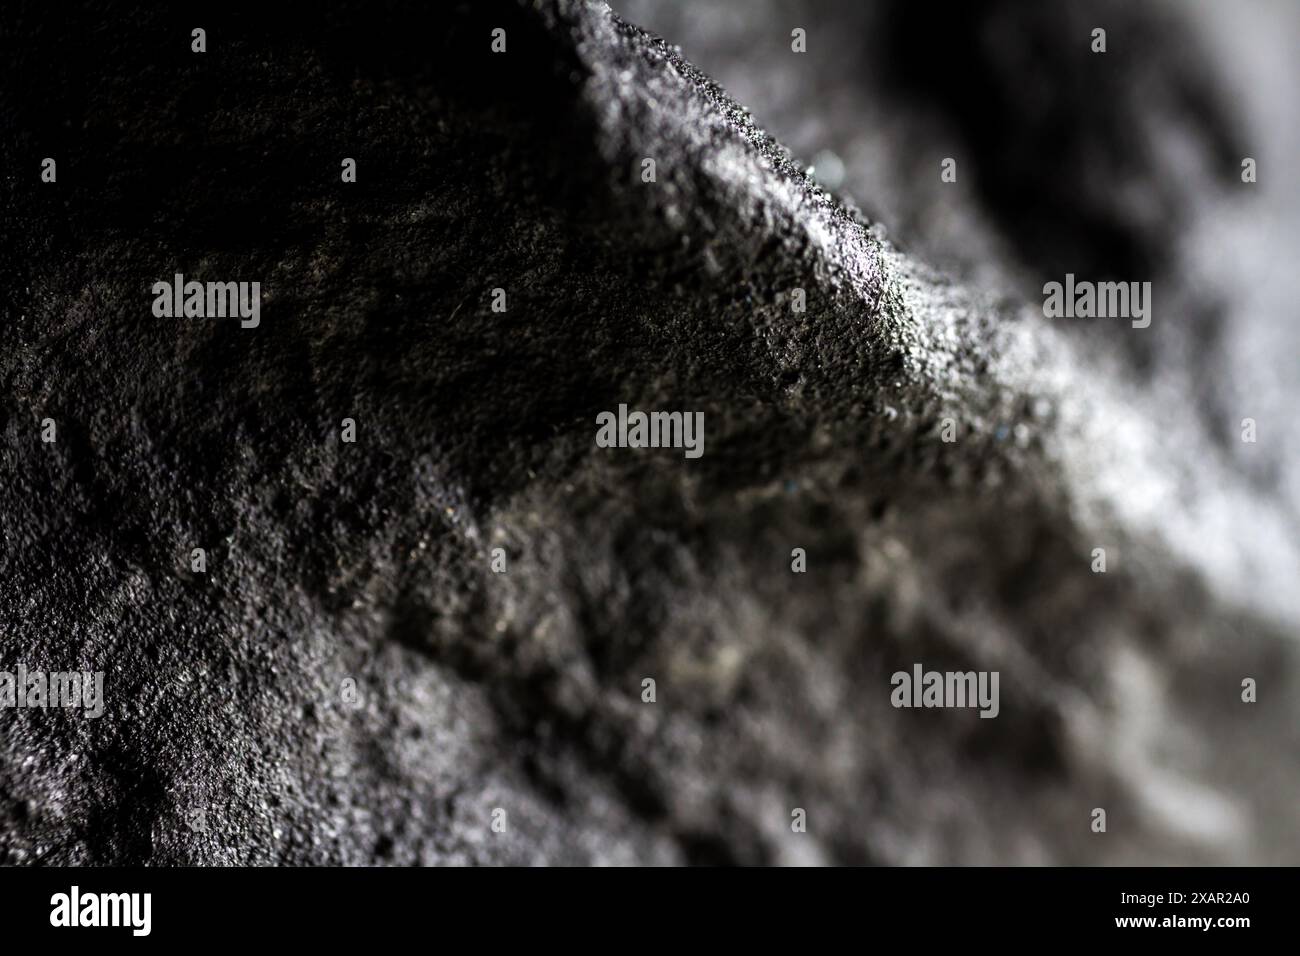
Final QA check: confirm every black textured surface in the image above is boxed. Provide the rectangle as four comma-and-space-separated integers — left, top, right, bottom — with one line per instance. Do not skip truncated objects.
2, 1, 1298, 865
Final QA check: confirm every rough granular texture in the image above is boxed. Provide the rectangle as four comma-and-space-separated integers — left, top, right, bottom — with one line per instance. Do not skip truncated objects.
2, 0, 1297, 864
